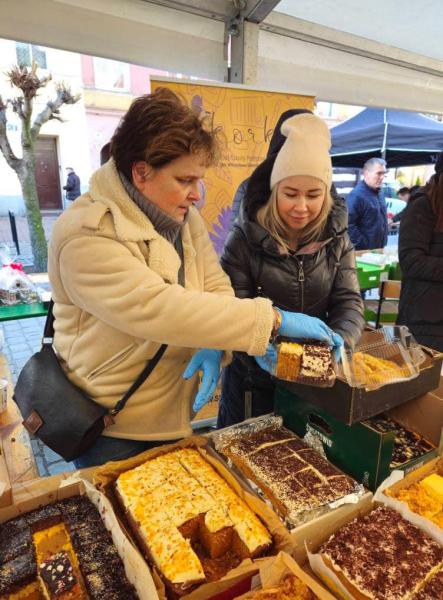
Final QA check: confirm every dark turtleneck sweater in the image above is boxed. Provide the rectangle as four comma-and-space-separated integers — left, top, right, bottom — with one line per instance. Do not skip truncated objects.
119, 173, 185, 244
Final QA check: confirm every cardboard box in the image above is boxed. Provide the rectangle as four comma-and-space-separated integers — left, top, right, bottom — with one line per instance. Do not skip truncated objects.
93, 436, 295, 600
306, 500, 443, 600
0, 473, 159, 599
376, 456, 443, 545
209, 416, 373, 565
235, 552, 335, 600
275, 388, 443, 491
277, 343, 443, 425
0, 439, 11, 507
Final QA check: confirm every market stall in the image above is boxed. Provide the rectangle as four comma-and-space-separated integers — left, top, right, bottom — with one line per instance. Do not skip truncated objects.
1, 327, 442, 599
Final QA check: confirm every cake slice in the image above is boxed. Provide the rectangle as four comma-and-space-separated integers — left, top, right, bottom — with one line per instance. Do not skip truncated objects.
0, 548, 37, 596
410, 568, 443, 599
276, 342, 303, 380
39, 551, 83, 599
420, 474, 443, 504
298, 344, 334, 385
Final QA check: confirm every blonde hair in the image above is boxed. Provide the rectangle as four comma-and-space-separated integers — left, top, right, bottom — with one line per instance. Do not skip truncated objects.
256, 183, 333, 253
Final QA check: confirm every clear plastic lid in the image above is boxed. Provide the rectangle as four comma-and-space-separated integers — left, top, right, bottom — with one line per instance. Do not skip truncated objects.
273, 339, 336, 387
339, 326, 425, 391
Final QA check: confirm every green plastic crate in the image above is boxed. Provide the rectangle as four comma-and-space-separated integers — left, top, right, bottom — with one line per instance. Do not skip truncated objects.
356, 260, 391, 290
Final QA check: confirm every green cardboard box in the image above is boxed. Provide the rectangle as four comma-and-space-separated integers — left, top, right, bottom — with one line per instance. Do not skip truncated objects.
274, 387, 443, 491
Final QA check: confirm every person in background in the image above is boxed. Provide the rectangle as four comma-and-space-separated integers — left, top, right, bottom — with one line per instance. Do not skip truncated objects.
346, 158, 389, 250
230, 109, 312, 228
48, 88, 340, 468
397, 153, 443, 352
392, 186, 411, 224
218, 112, 364, 427
63, 167, 81, 203
398, 187, 411, 202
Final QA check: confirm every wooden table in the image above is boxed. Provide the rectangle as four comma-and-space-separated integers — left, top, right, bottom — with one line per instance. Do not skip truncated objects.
0, 354, 38, 485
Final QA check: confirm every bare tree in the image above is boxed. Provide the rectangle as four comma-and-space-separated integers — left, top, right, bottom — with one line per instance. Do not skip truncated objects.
0, 62, 80, 271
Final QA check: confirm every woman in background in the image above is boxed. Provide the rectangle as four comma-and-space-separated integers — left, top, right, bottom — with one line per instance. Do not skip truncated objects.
397, 153, 443, 352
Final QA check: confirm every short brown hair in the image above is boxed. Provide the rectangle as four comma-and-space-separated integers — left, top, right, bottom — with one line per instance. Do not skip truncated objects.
110, 87, 218, 180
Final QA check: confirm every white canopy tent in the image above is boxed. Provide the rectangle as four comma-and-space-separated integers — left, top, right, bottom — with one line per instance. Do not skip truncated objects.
0, 0, 442, 113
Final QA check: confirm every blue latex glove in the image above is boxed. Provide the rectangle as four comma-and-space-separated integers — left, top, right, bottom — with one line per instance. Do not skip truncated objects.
183, 349, 222, 413
255, 344, 277, 374
331, 332, 344, 363
278, 310, 335, 344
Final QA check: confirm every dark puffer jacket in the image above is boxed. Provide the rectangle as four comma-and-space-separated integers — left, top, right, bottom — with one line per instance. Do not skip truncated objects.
397, 191, 443, 352
218, 155, 365, 427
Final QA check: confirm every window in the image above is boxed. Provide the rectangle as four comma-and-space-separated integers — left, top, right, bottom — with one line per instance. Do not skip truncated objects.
16, 43, 47, 69
93, 57, 130, 92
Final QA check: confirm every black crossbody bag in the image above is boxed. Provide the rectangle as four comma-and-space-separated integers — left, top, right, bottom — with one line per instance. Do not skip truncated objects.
13, 238, 185, 462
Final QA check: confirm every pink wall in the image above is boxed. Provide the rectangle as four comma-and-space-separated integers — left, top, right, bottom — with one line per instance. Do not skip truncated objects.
130, 65, 169, 95
81, 55, 95, 87
86, 110, 123, 172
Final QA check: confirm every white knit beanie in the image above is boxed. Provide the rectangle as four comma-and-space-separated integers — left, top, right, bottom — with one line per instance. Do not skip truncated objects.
270, 113, 332, 189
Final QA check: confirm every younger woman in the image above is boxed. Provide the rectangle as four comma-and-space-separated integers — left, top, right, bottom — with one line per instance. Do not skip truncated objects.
219, 112, 365, 427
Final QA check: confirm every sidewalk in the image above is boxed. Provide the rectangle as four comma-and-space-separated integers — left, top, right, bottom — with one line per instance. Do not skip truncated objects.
1, 316, 75, 477
0, 213, 60, 269
0, 212, 76, 477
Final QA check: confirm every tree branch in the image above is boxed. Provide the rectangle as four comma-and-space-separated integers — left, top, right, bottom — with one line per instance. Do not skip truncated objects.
0, 94, 22, 172
31, 82, 80, 139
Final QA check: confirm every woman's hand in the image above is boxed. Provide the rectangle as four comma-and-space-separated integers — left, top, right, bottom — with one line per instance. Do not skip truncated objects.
255, 344, 278, 374
331, 331, 344, 363
183, 349, 222, 413
278, 309, 335, 343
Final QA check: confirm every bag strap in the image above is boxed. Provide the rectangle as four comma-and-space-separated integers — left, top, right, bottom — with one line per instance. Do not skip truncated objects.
111, 235, 185, 416
45, 234, 186, 417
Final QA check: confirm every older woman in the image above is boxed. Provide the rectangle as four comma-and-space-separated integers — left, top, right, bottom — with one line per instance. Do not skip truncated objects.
219, 112, 365, 427
48, 89, 341, 467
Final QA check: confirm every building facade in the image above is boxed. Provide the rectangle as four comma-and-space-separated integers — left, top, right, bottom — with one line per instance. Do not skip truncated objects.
0, 38, 165, 216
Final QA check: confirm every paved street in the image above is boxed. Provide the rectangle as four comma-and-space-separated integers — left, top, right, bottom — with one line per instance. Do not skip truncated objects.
1, 315, 76, 476
0, 213, 59, 268
0, 212, 75, 477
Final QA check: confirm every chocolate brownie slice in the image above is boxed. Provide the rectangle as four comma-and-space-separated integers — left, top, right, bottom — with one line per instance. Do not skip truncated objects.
25, 504, 62, 532
39, 551, 77, 596
0, 526, 32, 564
0, 547, 37, 595
85, 569, 137, 600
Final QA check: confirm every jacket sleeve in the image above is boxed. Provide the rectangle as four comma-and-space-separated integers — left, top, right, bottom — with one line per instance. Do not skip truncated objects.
399, 195, 443, 282
347, 192, 367, 249
57, 234, 273, 356
326, 236, 365, 348
64, 175, 74, 191
221, 228, 256, 299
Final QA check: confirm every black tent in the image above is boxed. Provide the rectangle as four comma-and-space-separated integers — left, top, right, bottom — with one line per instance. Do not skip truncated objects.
330, 108, 443, 168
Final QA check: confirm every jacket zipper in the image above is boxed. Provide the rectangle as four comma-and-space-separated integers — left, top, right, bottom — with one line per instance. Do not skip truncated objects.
295, 257, 305, 312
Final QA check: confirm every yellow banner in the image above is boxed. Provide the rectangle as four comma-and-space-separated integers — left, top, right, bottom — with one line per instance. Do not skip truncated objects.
151, 78, 314, 253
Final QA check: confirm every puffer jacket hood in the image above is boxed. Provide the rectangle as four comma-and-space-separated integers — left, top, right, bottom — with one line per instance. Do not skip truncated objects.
267, 109, 313, 156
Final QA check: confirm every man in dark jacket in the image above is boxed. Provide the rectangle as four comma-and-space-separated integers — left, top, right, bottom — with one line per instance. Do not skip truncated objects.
346, 158, 389, 250
230, 108, 312, 228
63, 167, 81, 202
